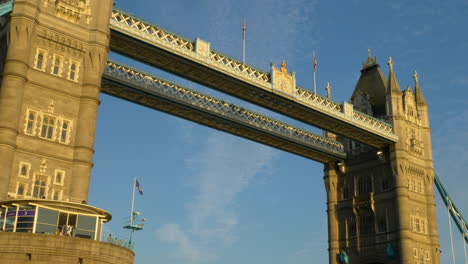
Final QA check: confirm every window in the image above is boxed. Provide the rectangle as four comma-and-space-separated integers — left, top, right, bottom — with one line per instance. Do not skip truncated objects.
54, 170, 65, 185
40, 115, 56, 140
24, 110, 73, 144
348, 216, 356, 237
410, 215, 427, 234
59, 120, 71, 144
51, 54, 64, 76
381, 177, 390, 191
425, 250, 430, 261
409, 178, 414, 191
377, 212, 388, 233
343, 186, 350, 199
68, 60, 80, 81
32, 175, 48, 198
53, 189, 62, 200
16, 205, 35, 233
18, 162, 31, 178
34, 48, 47, 71
357, 176, 372, 195
409, 178, 424, 194
359, 214, 375, 235
58, 212, 78, 236
17, 183, 26, 196
25, 110, 38, 136
417, 181, 423, 194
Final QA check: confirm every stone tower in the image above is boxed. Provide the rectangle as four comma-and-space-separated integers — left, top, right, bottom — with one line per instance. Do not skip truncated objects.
0, 0, 113, 203
325, 52, 440, 264
0, 1, 133, 262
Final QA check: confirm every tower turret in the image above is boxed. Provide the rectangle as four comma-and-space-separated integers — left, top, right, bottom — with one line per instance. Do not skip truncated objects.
413, 71, 430, 128
413, 71, 427, 107
385, 57, 403, 119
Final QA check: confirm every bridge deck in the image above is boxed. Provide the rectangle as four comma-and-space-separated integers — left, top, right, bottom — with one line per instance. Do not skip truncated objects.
109, 8, 398, 149
101, 60, 346, 163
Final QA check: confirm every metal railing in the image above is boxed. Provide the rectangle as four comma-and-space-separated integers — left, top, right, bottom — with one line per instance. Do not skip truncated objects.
103, 60, 345, 157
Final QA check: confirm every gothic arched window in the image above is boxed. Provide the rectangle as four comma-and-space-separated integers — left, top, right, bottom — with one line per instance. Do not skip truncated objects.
33, 177, 47, 198
40, 115, 56, 140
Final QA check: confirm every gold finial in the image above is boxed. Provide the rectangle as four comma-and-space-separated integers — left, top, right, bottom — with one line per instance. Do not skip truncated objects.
280, 60, 287, 72
368, 48, 372, 58
387, 57, 393, 71
413, 70, 419, 83
325, 82, 331, 99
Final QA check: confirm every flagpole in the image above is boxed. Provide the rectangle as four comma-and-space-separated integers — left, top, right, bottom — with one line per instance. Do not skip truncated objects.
313, 51, 317, 97
242, 19, 246, 64
130, 177, 136, 226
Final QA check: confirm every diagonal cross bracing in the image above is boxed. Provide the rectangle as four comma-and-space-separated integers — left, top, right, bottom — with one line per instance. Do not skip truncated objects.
109, 8, 398, 148
101, 60, 346, 163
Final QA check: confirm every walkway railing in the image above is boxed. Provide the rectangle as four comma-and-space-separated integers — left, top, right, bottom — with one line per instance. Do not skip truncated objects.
103, 60, 345, 159
109, 7, 396, 145
103, 232, 134, 251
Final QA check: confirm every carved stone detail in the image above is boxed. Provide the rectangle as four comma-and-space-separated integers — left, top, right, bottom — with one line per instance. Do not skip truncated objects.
271, 61, 296, 96
44, 0, 92, 24
38, 30, 85, 57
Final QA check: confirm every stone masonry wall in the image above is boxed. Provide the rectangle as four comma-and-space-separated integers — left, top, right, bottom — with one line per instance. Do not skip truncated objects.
0, 232, 134, 264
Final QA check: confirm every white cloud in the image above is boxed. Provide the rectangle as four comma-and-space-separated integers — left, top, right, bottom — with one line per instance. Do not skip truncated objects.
151, 0, 319, 261
205, 0, 320, 68
156, 131, 278, 263
156, 224, 216, 263
185, 133, 277, 243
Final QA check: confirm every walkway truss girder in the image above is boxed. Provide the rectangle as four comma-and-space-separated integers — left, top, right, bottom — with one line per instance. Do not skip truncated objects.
109, 8, 397, 149
102, 60, 346, 163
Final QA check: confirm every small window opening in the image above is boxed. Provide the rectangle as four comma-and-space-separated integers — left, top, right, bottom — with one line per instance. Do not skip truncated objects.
69, 63, 77, 81
36, 53, 44, 70
60, 121, 70, 143
17, 184, 25, 195
26, 111, 37, 135
20, 164, 29, 177
53, 58, 61, 75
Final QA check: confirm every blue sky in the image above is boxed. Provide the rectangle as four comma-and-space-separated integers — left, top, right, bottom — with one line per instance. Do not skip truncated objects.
89, 1, 468, 263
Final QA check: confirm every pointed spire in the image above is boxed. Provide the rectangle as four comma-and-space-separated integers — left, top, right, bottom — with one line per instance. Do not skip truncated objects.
387, 57, 401, 94
413, 71, 427, 106
404, 85, 412, 93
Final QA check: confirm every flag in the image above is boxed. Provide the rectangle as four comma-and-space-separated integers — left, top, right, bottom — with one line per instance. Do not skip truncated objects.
135, 179, 143, 195
313, 52, 317, 72
242, 19, 246, 40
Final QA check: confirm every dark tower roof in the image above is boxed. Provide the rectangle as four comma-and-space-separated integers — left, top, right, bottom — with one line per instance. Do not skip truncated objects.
351, 49, 388, 108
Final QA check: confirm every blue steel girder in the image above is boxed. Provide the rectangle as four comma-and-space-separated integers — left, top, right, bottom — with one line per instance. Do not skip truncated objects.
101, 60, 346, 163
108, 7, 398, 149
434, 174, 468, 244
